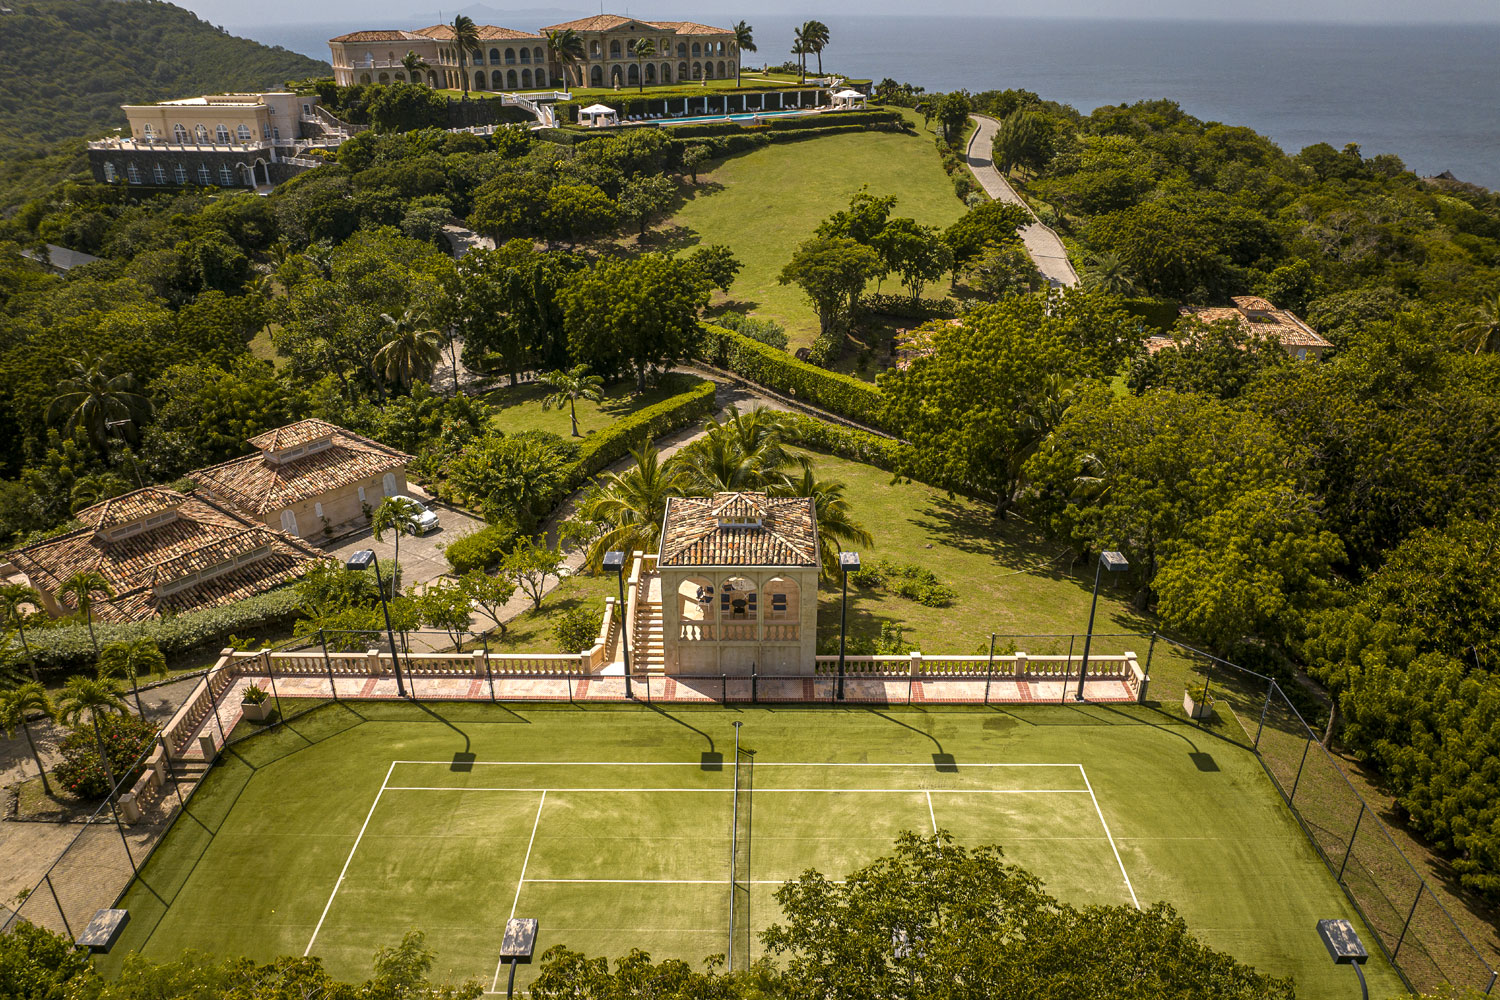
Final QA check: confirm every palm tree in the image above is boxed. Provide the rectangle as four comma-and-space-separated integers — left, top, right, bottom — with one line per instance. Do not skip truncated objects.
1455, 290, 1500, 354
678, 432, 758, 495
0, 583, 42, 682
732, 21, 755, 87
631, 38, 656, 93
401, 50, 429, 85
98, 637, 167, 718
55, 675, 129, 800
373, 310, 445, 394
1080, 252, 1139, 297
770, 466, 874, 581
60, 570, 113, 658
546, 29, 585, 88
791, 27, 809, 85
802, 21, 830, 77
371, 496, 423, 589
46, 353, 153, 458
451, 15, 480, 97
0, 683, 55, 796
575, 442, 689, 572
539, 365, 605, 437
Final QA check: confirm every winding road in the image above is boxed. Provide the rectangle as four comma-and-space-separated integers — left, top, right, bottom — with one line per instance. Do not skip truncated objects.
964, 114, 1079, 288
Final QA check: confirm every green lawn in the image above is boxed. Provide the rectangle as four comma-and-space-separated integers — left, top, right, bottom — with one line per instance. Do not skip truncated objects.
478, 377, 690, 438
103, 700, 1400, 997
665, 118, 966, 351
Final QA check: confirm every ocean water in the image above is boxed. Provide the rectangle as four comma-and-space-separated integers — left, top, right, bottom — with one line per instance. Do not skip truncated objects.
234, 15, 1500, 189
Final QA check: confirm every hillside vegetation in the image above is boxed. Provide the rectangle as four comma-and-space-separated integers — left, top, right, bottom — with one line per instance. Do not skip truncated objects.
0, 0, 329, 204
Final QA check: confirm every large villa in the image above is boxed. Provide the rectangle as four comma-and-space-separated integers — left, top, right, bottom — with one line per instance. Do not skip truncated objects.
329, 14, 742, 92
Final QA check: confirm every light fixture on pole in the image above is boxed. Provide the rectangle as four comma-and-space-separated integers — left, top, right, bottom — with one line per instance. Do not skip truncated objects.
1076, 550, 1128, 701
603, 550, 632, 700
837, 550, 860, 701
346, 549, 406, 698
1315, 918, 1369, 1000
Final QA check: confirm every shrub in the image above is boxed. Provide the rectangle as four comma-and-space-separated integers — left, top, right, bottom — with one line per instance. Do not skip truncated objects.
714, 312, 789, 351
442, 520, 520, 574
806, 327, 843, 368
860, 559, 958, 607
701, 324, 886, 430
24, 587, 307, 674
861, 292, 959, 321
242, 684, 268, 705
552, 605, 602, 653
52, 712, 157, 801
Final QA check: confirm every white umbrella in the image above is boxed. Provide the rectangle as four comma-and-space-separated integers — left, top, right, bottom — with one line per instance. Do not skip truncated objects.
833, 89, 864, 99
580, 103, 617, 114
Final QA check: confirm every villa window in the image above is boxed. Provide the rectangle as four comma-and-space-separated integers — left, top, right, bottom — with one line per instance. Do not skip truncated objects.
173, 163, 187, 183
173, 123, 188, 142
314, 502, 324, 519
610, 40, 621, 58
216, 124, 230, 143
519, 47, 529, 62
218, 163, 235, 186
237, 124, 252, 142
197, 163, 212, 184
677, 42, 687, 57
534, 46, 543, 62
195, 124, 209, 143
126, 163, 141, 184
102, 162, 117, 183
692, 42, 700, 57
141, 123, 154, 140
152, 163, 166, 184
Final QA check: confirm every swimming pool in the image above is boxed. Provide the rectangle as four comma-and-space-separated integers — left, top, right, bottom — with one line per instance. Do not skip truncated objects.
658, 109, 821, 126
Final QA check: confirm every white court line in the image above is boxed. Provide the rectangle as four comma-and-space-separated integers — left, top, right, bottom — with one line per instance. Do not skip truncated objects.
491, 791, 547, 994
305, 760, 396, 956
523, 878, 796, 885
926, 791, 938, 835
383, 786, 1090, 794
1078, 765, 1139, 910
393, 760, 1083, 768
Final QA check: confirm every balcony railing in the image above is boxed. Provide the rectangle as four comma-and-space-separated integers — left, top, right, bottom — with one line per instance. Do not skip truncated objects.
89, 137, 272, 152
679, 622, 800, 641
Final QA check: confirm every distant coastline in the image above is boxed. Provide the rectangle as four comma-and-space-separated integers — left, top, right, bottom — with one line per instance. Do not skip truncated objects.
232, 15, 1500, 190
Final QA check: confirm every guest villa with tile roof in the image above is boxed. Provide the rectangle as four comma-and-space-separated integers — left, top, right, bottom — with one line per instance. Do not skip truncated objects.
7, 489, 324, 624
189, 419, 413, 543
1151, 296, 1333, 360
631, 491, 818, 675
329, 13, 737, 91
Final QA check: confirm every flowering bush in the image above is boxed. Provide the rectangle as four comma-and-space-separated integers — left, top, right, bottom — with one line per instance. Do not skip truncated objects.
51, 713, 157, 801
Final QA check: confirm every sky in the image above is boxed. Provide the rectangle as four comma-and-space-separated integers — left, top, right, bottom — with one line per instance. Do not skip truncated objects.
195, 0, 1500, 27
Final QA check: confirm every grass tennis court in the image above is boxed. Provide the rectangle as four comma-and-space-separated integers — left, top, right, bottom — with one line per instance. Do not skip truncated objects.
104, 701, 1402, 996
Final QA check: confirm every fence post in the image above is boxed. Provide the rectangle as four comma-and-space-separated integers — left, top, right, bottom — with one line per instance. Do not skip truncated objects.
1062, 635, 1075, 704
1484, 970, 1496, 996
209, 663, 228, 745
160, 735, 185, 812
1393, 886, 1423, 960
319, 629, 338, 701
107, 793, 138, 876
984, 634, 995, 705
1289, 736, 1312, 802
752, 668, 757, 704
44, 874, 73, 940
722, 672, 727, 704
1145, 630, 1157, 677
1254, 678, 1273, 750
263, 649, 282, 721
483, 634, 495, 702
1338, 803, 1366, 882
1198, 656, 1213, 712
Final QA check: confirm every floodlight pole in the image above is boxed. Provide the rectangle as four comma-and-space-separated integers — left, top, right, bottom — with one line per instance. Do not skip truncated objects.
606, 552, 632, 700
369, 557, 407, 698
1076, 551, 1126, 702
837, 551, 860, 702
1351, 962, 1368, 1000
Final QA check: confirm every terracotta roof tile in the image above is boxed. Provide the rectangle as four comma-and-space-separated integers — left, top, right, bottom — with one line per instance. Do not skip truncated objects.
193, 423, 411, 515
247, 418, 341, 451
415, 23, 540, 40
329, 29, 427, 42
1181, 299, 1332, 351
650, 20, 732, 35
541, 14, 641, 31
1231, 295, 1277, 311
75, 488, 182, 530
7, 492, 323, 623
659, 493, 817, 568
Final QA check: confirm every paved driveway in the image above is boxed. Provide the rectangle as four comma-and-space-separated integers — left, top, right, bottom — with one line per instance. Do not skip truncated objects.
965, 115, 1079, 288
318, 490, 486, 589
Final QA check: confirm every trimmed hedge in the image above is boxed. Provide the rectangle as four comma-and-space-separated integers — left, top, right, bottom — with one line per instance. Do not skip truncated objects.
778, 412, 997, 502
442, 520, 520, 574
701, 324, 886, 431
22, 586, 307, 674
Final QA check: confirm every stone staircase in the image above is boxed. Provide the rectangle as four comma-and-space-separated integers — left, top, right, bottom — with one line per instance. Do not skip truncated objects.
632, 573, 666, 674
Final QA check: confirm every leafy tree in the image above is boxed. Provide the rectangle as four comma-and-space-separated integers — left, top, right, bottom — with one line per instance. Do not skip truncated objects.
574, 442, 687, 571
503, 536, 564, 611
684, 244, 741, 293
539, 365, 605, 437
880, 293, 1130, 515
368, 82, 449, 133
410, 579, 474, 647
680, 145, 711, 184
0, 682, 55, 796
1079, 251, 1138, 296
991, 109, 1059, 176
934, 91, 972, 147
54, 674, 129, 798
467, 173, 551, 242
448, 240, 575, 386
562, 255, 709, 392
732, 22, 756, 87
778, 237, 882, 336
771, 465, 874, 581
0, 582, 42, 682
373, 309, 446, 394
1455, 290, 1500, 354
617, 174, 676, 237
459, 569, 517, 636
1126, 318, 1290, 399
874, 218, 953, 303
817, 186, 897, 247
371, 496, 424, 582
630, 37, 656, 92
552, 605, 601, 653
60, 569, 113, 657
444, 433, 571, 528
541, 183, 620, 246
941, 200, 1029, 273
46, 353, 153, 458
98, 637, 167, 718
966, 240, 1042, 299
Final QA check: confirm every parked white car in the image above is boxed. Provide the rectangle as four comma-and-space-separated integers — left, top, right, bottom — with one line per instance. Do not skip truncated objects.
390, 494, 440, 534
